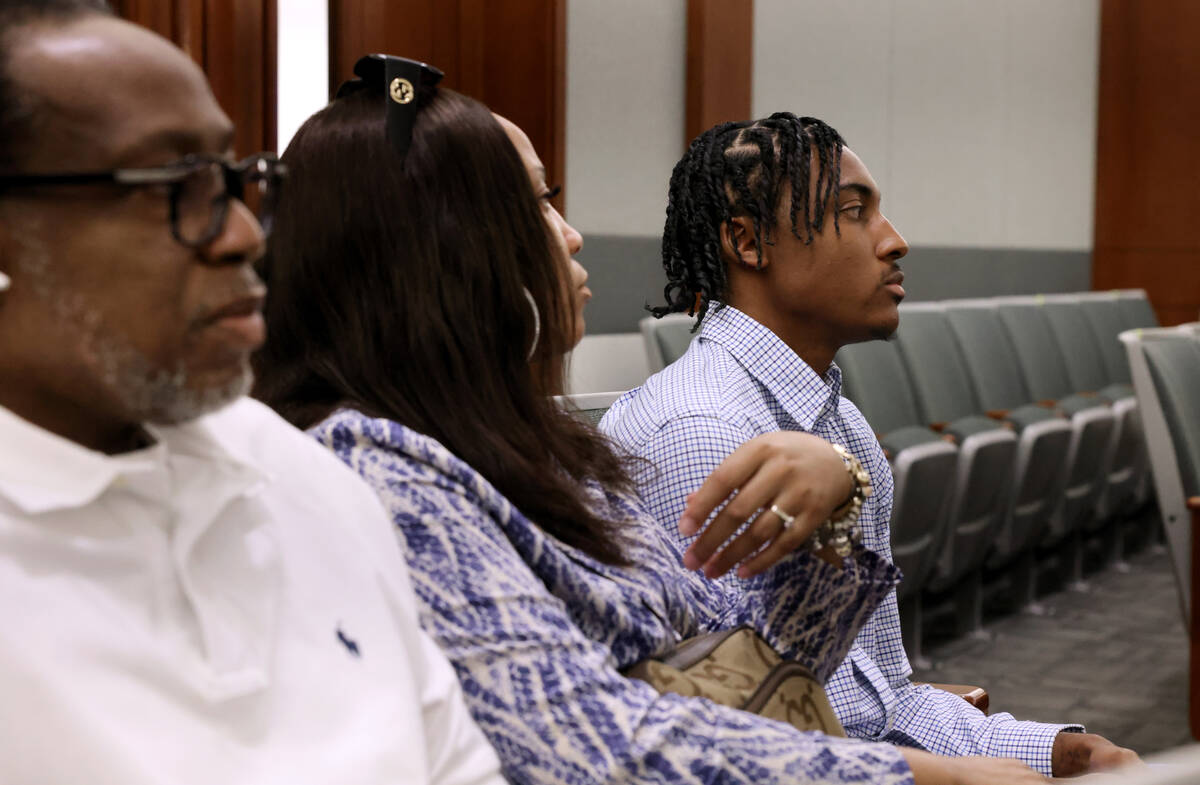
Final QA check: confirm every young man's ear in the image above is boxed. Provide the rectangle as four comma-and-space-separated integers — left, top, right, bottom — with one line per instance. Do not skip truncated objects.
719, 216, 768, 270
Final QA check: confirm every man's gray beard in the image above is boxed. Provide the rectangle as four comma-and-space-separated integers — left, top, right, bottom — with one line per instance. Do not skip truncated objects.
90, 332, 251, 425
14, 224, 248, 426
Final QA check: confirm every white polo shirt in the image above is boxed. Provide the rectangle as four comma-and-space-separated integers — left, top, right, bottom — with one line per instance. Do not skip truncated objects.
0, 398, 504, 785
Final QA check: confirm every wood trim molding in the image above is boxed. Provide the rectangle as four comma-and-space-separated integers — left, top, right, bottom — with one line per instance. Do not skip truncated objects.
685, 0, 753, 147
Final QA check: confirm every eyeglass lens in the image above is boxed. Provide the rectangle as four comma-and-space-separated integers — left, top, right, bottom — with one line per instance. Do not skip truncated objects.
173, 158, 281, 247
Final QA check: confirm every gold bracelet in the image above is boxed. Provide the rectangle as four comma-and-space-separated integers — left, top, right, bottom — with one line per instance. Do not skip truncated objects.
809, 444, 872, 558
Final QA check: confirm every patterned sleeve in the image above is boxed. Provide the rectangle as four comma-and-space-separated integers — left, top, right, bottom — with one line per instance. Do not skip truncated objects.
627, 416, 902, 683
330, 440, 914, 785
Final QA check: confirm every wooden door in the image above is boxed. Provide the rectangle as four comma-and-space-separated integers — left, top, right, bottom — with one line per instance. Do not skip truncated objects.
1093, 0, 1200, 325
114, 0, 277, 156
329, 0, 566, 211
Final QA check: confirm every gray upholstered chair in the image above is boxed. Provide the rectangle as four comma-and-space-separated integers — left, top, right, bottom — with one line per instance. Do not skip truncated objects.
989, 297, 1117, 586
1122, 325, 1200, 740
1040, 295, 1141, 525
639, 313, 696, 372
1116, 288, 1160, 330
1121, 327, 1200, 629
1078, 291, 1155, 509
942, 300, 1112, 576
555, 391, 626, 427
836, 339, 960, 658
897, 303, 1066, 612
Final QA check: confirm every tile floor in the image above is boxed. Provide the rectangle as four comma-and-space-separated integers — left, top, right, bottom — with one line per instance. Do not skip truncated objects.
911, 539, 1192, 754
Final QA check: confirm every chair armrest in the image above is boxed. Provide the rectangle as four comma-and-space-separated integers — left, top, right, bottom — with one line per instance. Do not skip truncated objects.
918, 682, 990, 715
1189, 498, 1200, 740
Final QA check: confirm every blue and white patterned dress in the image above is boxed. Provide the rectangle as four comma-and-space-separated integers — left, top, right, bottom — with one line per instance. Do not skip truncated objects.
313, 409, 915, 785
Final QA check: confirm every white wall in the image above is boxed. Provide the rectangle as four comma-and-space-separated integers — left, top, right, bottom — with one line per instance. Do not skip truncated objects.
565, 0, 687, 236
564, 0, 1099, 249
753, 0, 1100, 251
276, 0, 329, 153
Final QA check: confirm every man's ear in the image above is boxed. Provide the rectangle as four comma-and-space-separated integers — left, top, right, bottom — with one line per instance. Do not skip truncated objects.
0, 216, 11, 293
719, 216, 768, 270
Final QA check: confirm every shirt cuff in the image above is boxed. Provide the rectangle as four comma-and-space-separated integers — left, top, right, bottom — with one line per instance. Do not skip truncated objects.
985, 720, 1085, 776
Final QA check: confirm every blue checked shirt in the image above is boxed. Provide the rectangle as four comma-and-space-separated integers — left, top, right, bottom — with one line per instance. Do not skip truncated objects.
600, 303, 1081, 776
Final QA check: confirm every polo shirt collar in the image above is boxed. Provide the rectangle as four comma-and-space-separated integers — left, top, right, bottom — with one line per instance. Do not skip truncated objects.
0, 404, 266, 516
698, 303, 843, 430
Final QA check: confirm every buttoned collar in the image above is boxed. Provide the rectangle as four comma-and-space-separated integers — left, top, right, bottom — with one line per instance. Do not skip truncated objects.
0, 404, 266, 516
698, 303, 843, 430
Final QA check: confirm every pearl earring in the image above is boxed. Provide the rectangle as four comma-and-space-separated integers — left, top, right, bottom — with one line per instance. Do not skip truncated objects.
0, 271, 10, 293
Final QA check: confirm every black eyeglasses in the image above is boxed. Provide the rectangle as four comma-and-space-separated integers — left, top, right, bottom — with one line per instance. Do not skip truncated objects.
334, 54, 444, 159
0, 153, 287, 249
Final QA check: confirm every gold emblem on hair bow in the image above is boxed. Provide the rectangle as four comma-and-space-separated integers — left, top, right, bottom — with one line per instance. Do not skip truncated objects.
389, 77, 415, 104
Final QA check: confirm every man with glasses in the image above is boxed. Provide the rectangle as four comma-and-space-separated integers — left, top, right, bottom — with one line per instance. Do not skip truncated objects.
0, 3, 504, 784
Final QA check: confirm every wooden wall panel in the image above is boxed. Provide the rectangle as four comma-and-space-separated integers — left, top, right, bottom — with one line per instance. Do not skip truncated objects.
1093, 0, 1200, 325
114, 0, 276, 155
329, 0, 566, 212
685, 0, 753, 146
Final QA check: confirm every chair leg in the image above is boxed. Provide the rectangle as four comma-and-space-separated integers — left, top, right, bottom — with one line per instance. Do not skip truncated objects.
1062, 530, 1091, 593
900, 594, 934, 671
953, 572, 990, 640
1152, 508, 1170, 555
1104, 523, 1132, 573
1012, 550, 1050, 616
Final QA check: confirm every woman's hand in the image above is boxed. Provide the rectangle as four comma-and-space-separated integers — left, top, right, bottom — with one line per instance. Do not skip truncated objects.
678, 431, 855, 579
902, 750, 1049, 784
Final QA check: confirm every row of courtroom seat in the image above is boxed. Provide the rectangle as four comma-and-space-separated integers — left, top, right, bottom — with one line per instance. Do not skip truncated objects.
834, 291, 1155, 659
585, 290, 1158, 658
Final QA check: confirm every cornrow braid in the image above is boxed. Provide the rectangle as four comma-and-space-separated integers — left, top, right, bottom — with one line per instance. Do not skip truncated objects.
654, 113, 845, 328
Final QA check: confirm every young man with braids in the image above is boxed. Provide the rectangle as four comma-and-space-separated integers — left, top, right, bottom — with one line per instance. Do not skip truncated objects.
601, 113, 1138, 778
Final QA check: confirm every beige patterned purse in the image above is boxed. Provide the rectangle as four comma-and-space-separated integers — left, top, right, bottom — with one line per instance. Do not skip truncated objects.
623, 625, 845, 736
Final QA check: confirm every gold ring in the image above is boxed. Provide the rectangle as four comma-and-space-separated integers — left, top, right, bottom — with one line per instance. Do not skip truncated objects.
769, 504, 795, 530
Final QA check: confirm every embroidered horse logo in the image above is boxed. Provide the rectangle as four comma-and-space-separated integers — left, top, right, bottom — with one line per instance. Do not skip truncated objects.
337, 626, 361, 657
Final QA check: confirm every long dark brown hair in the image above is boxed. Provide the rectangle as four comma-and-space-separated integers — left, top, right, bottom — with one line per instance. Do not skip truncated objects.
252, 85, 632, 564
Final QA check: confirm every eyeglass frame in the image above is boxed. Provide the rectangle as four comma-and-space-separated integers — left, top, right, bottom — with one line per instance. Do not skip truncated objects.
334, 53, 444, 159
0, 152, 287, 249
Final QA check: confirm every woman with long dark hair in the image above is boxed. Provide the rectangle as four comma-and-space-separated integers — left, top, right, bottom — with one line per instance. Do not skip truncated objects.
253, 57, 1048, 785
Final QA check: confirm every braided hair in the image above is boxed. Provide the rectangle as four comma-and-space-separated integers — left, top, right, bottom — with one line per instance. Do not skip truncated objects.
655, 113, 845, 326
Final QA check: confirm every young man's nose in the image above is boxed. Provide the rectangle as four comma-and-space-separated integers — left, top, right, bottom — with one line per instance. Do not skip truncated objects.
877, 215, 908, 260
